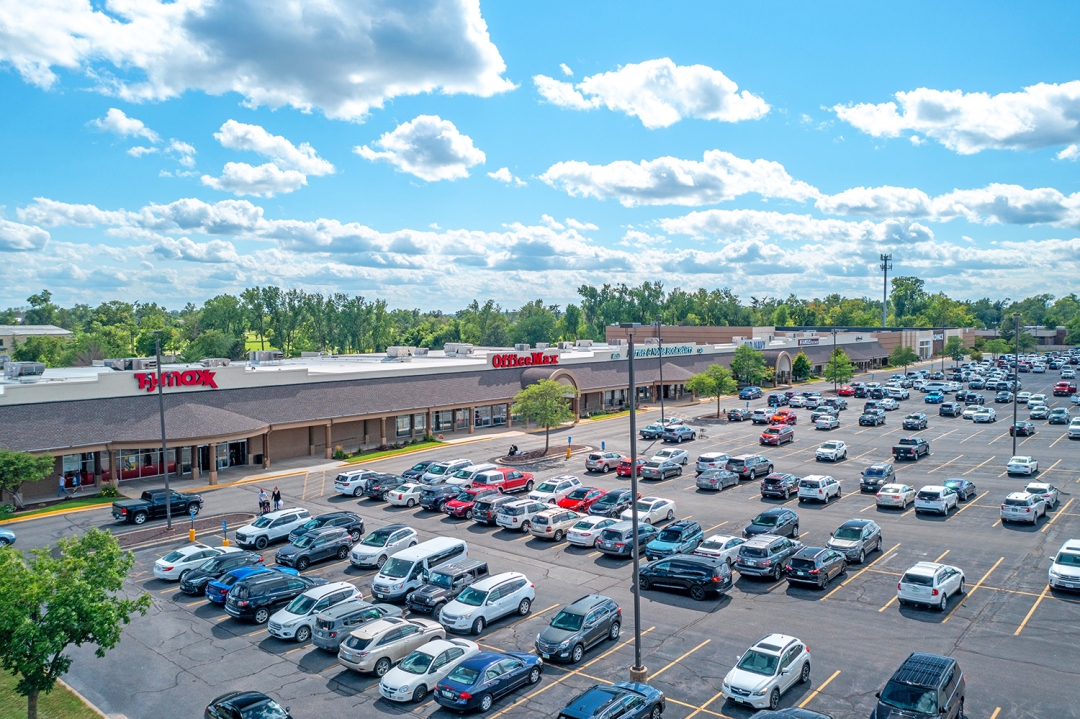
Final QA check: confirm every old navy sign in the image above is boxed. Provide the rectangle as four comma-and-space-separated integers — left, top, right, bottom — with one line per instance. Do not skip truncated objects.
491, 352, 560, 369
134, 370, 219, 393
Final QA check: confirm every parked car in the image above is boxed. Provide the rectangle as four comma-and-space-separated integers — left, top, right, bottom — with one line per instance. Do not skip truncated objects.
1025, 482, 1060, 509
268, 581, 360, 642
588, 488, 636, 518
995, 391, 1014, 403
941, 478, 977, 501
814, 415, 840, 430
696, 468, 740, 491
771, 408, 798, 425
838, 385, 855, 396
585, 451, 624, 473
760, 424, 795, 446
826, 519, 882, 563
620, 497, 677, 525
534, 594, 621, 663
743, 508, 799, 538
695, 452, 730, 473
815, 441, 847, 461
726, 454, 774, 481
639, 422, 666, 439
567, 516, 619, 548
860, 463, 895, 492
338, 617, 445, 676
444, 488, 498, 520
276, 527, 354, 571
640, 460, 683, 480
334, 469, 386, 497
226, 571, 329, 624
902, 413, 928, 430
644, 519, 704, 560
785, 547, 846, 589
402, 461, 435, 480
205, 566, 298, 605
434, 651, 544, 712
913, 486, 959, 516
288, 512, 364, 544
154, 545, 242, 582
859, 408, 887, 426
596, 521, 658, 558
871, 653, 966, 719
447, 464, 498, 487
364, 474, 408, 500
179, 550, 263, 595
529, 475, 584, 504
892, 437, 930, 461
113, 489, 203, 525
1048, 539, 1080, 591
897, 562, 965, 611
439, 572, 535, 635
971, 407, 998, 423
727, 408, 753, 422
1010, 421, 1036, 437
616, 458, 647, 477
471, 494, 516, 525
470, 467, 535, 494
760, 472, 799, 499
721, 634, 811, 710
497, 499, 552, 533
797, 475, 841, 504
740, 386, 763, 400
407, 560, 490, 616
530, 508, 583, 541
1000, 491, 1046, 524
639, 554, 733, 601
939, 401, 964, 417
420, 484, 461, 513
349, 524, 418, 569
204, 692, 292, 719
1070, 417, 1080, 438
924, 391, 945, 404
312, 600, 404, 652
767, 393, 789, 407
823, 397, 848, 410
235, 509, 313, 551
1006, 456, 1039, 476
558, 487, 607, 512
556, 682, 666, 719
379, 637, 481, 703
650, 448, 690, 465
422, 459, 474, 484
693, 534, 746, 567
1047, 407, 1071, 424
876, 484, 916, 509
735, 534, 804, 579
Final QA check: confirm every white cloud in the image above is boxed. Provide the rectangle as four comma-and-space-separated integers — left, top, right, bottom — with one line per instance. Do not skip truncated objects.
487, 167, 526, 186
659, 208, 935, 245
89, 108, 160, 142
355, 115, 485, 181
213, 120, 334, 175
0, 0, 514, 122
0, 219, 50, 251
565, 218, 598, 231
833, 81, 1080, 154
909, 135, 924, 146
1058, 144, 1080, 161
167, 140, 196, 168
559, 63, 573, 77
152, 236, 240, 263
200, 162, 307, 197
127, 146, 159, 157
533, 58, 769, 129
540, 150, 821, 207
540, 215, 564, 230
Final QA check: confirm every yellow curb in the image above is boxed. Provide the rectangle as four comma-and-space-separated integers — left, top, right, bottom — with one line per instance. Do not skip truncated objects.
0, 501, 118, 526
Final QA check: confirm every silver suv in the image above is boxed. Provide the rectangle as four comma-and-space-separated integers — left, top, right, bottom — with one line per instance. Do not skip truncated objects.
495, 499, 548, 532
735, 535, 803, 580
234, 508, 313, 550
826, 519, 882, 563
585, 452, 623, 473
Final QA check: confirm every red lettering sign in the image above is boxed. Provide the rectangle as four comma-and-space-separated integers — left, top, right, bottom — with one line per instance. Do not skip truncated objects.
134, 370, 219, 393
491, 352, 560, 369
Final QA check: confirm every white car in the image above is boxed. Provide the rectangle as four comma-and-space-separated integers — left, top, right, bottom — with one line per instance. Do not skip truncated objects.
721, 634, 811, 710
234, 508, 313, 550
154, 545, 242, 581
913, 485, 959, 516
897, 562, 965, 611
567, 516, 618, 547
1016, 392, 1032, 404
961, 406, 980, 420
788, 396, 807, 407
446, 463, 496, 487
422, 459, 474, 484
1025, 482, 1060, 509
971, 407, 997, 423
386, 483, 425, 507
379, 638, 480, 703
495, 499, 549, 532
798, 475, 841, 504
1007, 456, 1039, 476
1068, 417, 1080, 438
334, 469, 382, 497
877, 398, 900, 411
1062, 369, 1076, 379
269, 582, 360, 642
692, 534, 746, 567
1000, 492, 1046, 525
815, 441, 847, 461
620, 497, 676, 525
1029, 393, 1048, 406
876, 483, 916, 509
650, 448, 689, 465
439, 572, 535, 635
886, 387, 910, 400
695, 452, 731, 474
1048, 539, 1080, 590
661, 416, 687, 426
814, 415, 840, 430
349, 524, 418, 568
528, 475, 583, 504
1073, 393, 1080, 406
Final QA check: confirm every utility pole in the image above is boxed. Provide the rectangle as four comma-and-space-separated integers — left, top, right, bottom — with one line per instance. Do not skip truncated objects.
1012, 313, 1020, 456
653, 321, 665, 423
620, 322, 646, 683
879, 253, 893, 327
154, 332, 172, 531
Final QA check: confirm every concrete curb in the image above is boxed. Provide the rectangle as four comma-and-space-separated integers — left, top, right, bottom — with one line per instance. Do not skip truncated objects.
0, 501, 117, 526
58, 677, 109, 718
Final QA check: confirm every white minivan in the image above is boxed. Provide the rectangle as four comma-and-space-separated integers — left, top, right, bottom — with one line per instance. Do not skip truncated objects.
370, 537, 468, 603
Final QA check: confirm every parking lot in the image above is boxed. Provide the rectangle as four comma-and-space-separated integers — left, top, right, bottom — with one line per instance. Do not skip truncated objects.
34, 366, 1080, 719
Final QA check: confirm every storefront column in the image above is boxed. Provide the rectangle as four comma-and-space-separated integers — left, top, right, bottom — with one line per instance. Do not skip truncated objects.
426, 410, 433, 437
175, 447, 183, 478
506, 410, 512, 428
409, 418, 416, 439
248, 439, 257, 466
379, 417, 387, 446
468, 406, 475, 435
93, 451, 103, 489
191, 445, 200, 480
324, 424, 332, 459
308, 426, 316, 456
111, 449, 121, 488
262, 433, 271, 469
208, 442, 218, 485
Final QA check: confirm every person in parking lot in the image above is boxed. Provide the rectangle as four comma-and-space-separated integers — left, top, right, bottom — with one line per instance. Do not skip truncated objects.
272, 486, 282, 511
258, 487, 270, 514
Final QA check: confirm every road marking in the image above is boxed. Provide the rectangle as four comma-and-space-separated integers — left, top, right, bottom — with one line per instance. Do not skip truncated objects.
824, 542, 900, 600
1042, 497, 1075, 532
943, 557, 1003, 623
1049, 433, 1066, 448
933, 428, 960, 442
665, 698, 729, 719
798, 669, 841, 708
859, 502, 877, 513
958, 430, 984, 444
934, 550, 950, 562
988, 432, 1009, 445
300, 471, 310, 500
927, 454, 963, 474
962, 456, 994, 475
284, 643, 310, 654
588, 551, 600, 558
767, 577, 788, 591
682, 689, 728, 719
991, 519, 1001, 528
703, 521, 728, 534
1015, 584, 1051, 636
853, 447, 877, 460
1043, 458, 1063, 473
647, 639, 711, 681
990, 709, 1001, 719
879, 595, 898, 613
948, 491, 991, 520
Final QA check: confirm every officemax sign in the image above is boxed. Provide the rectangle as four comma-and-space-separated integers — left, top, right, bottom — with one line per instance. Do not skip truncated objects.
491, 352, 560, 369
135, 370, 219, 393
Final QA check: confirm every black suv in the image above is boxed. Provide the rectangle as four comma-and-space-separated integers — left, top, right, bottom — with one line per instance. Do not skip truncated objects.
784, 547, 846, 589
420, 484, 459, 512
726, 454, 774, 481
535, 594, 621, 663
859, 408, 886, 426
639, 555, 733, 601
760, 472, 799, 500
743, 508, 799, 538
939, 401, 963, 417
401, 461, 434, 480
288, 512, 365, 544
902, 413, 928, 431
872, 653, 965, 719
735, 535, 804, 580
588, 488, 636, 518
226, 573, 328, 624
405, 559, 489, 615
179, 551, 263, 595
275, 527, 354, 571
364, 474, 407, 500
472, 494, 515, 525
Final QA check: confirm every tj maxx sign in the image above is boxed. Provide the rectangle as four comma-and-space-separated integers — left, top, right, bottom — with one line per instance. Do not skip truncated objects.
135, 370, 219, 393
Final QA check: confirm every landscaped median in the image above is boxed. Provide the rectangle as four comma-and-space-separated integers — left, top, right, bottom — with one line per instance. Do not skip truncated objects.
0, 494, 117, 525
0, 674, 101, 719
341, 438, 443, 463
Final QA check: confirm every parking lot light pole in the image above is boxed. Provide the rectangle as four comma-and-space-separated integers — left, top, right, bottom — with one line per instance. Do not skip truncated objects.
1012, 314, 1020, 456
831, 329, 839, 395
154, 332, 172, 531
653, 320, 665, 423
620, 322, 646, 683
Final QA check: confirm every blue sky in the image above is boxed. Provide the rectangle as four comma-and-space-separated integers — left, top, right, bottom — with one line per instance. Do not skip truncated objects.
1, 1, 1078, 311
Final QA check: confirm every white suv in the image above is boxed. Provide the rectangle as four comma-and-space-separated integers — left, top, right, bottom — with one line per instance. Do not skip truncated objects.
721, 634, 811, 710
1068, 417, 1080, 439
914, 485, 959, 516
268, 582, 359, 642
897, 562, 965, 611
446, 463, 496, 487
495, 499, 549, 532
422, 459, 473, 484
797, 475, 840, 504
1000, 492, 1046, 525
349, 524, 418, 568
1049, 539, 1080, 590
234, 508, 312, 550
528, 475, 582, 504
439, 572, 535, 635
814, 441, 847, 461
334, 469, 382, 497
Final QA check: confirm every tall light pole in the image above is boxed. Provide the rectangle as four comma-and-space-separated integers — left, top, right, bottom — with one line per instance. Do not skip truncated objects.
653, 320, 665, 423
620, 322, 646, 683
879, 253, 893, 327
831, 329, 839, 395
154, 331, 172, 530
1012, 313, 1020, 457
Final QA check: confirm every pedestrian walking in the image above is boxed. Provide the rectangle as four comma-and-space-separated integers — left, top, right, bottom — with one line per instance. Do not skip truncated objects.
58, 474, 67, 498
258, 487, 270, 514
72, 472, 81, 495
272, 486, 282, 511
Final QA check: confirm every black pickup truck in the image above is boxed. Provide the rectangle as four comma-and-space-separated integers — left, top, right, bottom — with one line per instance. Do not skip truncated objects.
891, 437, 930, 461
112, 489, 203, 525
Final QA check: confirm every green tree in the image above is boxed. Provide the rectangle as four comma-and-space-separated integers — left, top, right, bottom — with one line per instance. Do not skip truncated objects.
968, 350, 983, 362
511, 379, 577, 453
23, 290, 59, 326
983, 338, 1009, 358
943, 336, 966, 365
510, 300, 558, 347
890, 277, 928, 325
889, 345, 920, 374
182, 329, 243, 362
791, 352, 812, 382
823, 347, 856, 388
0, 528, 151, 719
11, 336, 66, 366
0, 450, 55, 510
556, 304, 584, 341
685, 364, 738, 418
730, 344, 767, 386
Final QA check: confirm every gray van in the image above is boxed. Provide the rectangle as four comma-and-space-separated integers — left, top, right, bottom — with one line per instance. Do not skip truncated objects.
312, 599, 404, 651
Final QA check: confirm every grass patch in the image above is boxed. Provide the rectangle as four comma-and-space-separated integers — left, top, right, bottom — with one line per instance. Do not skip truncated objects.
1, 495, 116, 523
0, 673, 100, 719
342, 440, 443, 464
582, 409, 631, 420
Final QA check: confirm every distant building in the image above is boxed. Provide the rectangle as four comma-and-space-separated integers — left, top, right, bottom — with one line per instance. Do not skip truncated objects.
0, 325, 72, 352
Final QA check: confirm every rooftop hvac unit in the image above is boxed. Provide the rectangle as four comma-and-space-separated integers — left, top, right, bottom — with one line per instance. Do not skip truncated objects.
413, 347, 429, 356
249, 350, 284, 364
575, 339, 593, 348
130, 358, 157, 371
514, 343, 530, 351
444, 343, 474, 356
103, 358, 127, 371
386, 346, 416, 358
5, 361, 45, 381
557, 341, 574, 350
200, 358, 231, 367
610, 338, 627, 346
0, 354, 10, 367
643, 337, 660, 345
300, 351, 331, 358
535, 343, 549, 350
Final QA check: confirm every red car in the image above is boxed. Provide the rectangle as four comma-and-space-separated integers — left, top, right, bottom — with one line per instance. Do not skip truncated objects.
469, 467, 535, 493
443, 488, 498, 519
771, 408, 798, 425
1053, 382, 1077, 396
616, 458, 647, 477
838, 385, 855, 397
558, 487, 607, 512
760, 424, 795, 446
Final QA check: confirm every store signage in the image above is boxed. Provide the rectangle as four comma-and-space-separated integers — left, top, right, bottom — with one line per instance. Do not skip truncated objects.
491, 352, 560, 368
632, 344, 694, 358
798, 338, 820, 346
134, 370, 219, 393
933, 333, 944, 340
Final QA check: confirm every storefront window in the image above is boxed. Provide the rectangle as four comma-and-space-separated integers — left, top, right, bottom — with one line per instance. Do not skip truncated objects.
474, 405, 492, 428
414, 413, 426, 434
455, 409, 469, 430
395, 415, 412, 438
435, 410, 453, 431
216, 443, 229, 470
492, 404, 507, 426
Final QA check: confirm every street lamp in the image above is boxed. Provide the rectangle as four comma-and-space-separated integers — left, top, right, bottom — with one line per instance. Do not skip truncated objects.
1012, 313, 1020, 457
653, 321, 665, 423
154, 331, 173, 531
619, 322, 646, 683
831, 329, 840, 395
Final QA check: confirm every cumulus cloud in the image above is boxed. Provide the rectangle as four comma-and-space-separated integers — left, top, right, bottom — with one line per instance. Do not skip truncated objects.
89, 108, 160, 142
541, 150, 820, 207
0, 0, 514, 121
559, 63, 573, 77
833, 81, 1080, 154
152, 236, 240, 262
565, 218, 598, 231
533, 58, 769, 129
201, 162, 307, 197
0, 219, 50, 251
127, 146, 159, 157
166, 140, 196, 168
214, 120, 334, 175
1058, 144, 1080, 161
488, 167, 526, 186
659, 208, 935, 245
355, 115, 485, 181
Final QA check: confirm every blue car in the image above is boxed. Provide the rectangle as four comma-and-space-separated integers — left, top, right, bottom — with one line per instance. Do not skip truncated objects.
644, 519, 703, 561
204, 565, 298, 604
924, 391, 945, 404
434, 651, 543, 713
0, 528, 15, 546
558, 682, 666, 719
739, 386, 763, 400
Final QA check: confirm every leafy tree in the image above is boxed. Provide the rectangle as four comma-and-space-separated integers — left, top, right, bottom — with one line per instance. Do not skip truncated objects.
11, 336, 66, 365
730, 344, 767, 386
773, 304, 789, 327
0, 450, 55, 510
240, 287, 269, 350
23, 290, 59, 326
685, 364, 738, 418
511, 300, 558, 347
556, 304, 584, 340
982, 338, 1009, 358
511, 379, 577, 453
943, 336, 966, 365
791, 352, 812, 382
889, 345, 920, 374
0, 528, 151, 719
182, 329, 243, 362
890, 276, 927, 325
968, 350, 983, 362
822, 347, 856, 388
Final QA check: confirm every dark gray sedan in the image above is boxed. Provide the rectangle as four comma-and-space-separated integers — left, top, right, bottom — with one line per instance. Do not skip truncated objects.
696, 469, 739, 491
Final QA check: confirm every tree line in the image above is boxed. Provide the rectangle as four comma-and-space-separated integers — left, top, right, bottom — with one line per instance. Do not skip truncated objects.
4, 277, 1076, 367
